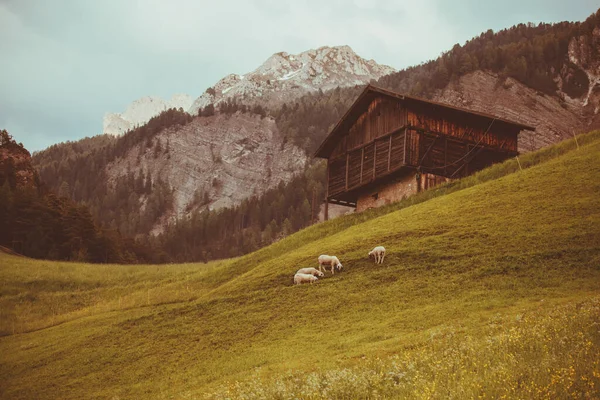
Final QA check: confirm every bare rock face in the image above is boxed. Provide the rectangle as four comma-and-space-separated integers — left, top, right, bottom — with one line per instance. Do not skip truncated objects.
434, 28, 600, 153
567, 26, 600, 122
189, 45, 396, 114
433, 70, 594, 153
105, 113, 307, 233
567, 26, 600, 103
103, 94, 194, 136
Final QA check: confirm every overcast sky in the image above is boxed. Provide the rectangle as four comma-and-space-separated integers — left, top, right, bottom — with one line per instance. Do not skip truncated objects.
1, 0, 597, 152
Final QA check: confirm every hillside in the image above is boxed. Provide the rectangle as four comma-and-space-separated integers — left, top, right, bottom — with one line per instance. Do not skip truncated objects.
1, 131, 599, 399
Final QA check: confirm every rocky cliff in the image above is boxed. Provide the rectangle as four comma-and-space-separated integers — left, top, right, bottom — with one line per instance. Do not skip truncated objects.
434, 28, 600, 153
433, 70, 582, 152
105, 112, 306, 233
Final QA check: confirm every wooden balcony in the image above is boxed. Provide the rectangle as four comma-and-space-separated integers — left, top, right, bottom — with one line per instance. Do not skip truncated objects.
327, 126, 518, 205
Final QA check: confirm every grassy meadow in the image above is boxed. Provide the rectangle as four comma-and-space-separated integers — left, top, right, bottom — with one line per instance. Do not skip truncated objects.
1, 131, 599, 399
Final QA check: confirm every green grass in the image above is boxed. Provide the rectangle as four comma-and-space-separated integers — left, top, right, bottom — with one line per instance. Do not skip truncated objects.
1, 131, 599, 399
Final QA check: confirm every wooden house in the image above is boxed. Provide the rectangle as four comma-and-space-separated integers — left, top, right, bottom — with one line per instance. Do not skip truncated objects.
314, 85, 535, 218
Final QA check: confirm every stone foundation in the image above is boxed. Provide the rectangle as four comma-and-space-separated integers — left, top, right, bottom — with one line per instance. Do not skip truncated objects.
356, 172, 418, 212
355, 172, 451, 213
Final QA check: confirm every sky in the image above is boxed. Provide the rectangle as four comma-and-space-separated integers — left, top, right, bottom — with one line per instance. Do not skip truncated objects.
1, 0, 598, 152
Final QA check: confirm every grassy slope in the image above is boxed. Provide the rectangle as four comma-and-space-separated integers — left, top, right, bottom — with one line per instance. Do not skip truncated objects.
1, 132, 599, 399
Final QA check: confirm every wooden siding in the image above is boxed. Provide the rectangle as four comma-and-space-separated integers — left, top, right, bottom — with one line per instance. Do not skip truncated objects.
403, 129, 512, 179
362, 143, 375, 184
406, 106, 518, 152
331, 97, 406, 158
390, 132, 405, 170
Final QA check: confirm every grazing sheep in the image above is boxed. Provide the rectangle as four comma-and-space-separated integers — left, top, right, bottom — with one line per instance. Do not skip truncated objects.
294, 273, 318, 285
318, 255, 343, 275
368, 246, 386, 264
296, 267, 325, 277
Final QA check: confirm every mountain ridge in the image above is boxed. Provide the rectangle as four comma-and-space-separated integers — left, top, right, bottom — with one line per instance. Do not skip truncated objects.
188, 45, 396, 114
101, 46, 395, 137
103, 94, 194, 136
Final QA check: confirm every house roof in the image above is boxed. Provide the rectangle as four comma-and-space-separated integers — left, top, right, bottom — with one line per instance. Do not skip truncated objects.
314, 85, 536, 159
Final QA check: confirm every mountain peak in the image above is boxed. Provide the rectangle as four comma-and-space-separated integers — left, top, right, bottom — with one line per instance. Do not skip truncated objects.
102, 46, 396, 135
103, 94, 193, 136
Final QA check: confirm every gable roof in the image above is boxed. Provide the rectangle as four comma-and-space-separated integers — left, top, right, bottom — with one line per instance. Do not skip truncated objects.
314, 85, 536, 159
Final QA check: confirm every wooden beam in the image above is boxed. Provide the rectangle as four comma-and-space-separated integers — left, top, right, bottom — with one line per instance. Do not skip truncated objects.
403, 128, 407, 165
325, 162, 329, 221
340, 125, 406, 156
419, 134, 438, 167
360, 147, 364, 184
497, 138, 508, 150
444, 136, 447, 176
372, 139, 377, 179
387, 134, 392, 171
465, 144, 470, 176
449, 144, 486, 179
345, 153, 349, 191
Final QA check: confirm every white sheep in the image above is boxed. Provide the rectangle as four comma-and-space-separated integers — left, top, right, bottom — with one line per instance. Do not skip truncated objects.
368, 246, 386, 264
294, 273, 318, 285
318, 255, 343, 275
296, 267, 325, 277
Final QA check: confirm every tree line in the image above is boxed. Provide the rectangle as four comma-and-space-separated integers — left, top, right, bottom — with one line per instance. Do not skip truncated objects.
1, 130, 161, 263
156, 162, 326, 262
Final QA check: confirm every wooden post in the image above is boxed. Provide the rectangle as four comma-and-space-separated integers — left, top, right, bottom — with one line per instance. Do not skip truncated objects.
324, 161, 329, 221
465, 145, 470, 177
573, 129, 580, 149
345, 153, 349, 190
403, 128, 407, 165
359, 147, 364, 184
373, 140, 377, 179
444, 136, 447, 177
387, 134, 392, 171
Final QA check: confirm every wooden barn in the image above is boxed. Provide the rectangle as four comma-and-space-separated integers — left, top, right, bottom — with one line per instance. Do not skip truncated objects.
314, 85, 536, 217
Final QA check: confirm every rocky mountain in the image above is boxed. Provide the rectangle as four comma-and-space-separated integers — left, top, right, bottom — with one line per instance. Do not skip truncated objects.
106, 112, 306, 234
567, 25, 600, 115
433, 70, 586, 153
102, 46, 394, 137
104, 94, 194, 136
189, 45, 396, 114
85, 45, 394, 232
431, 26, 600, 153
